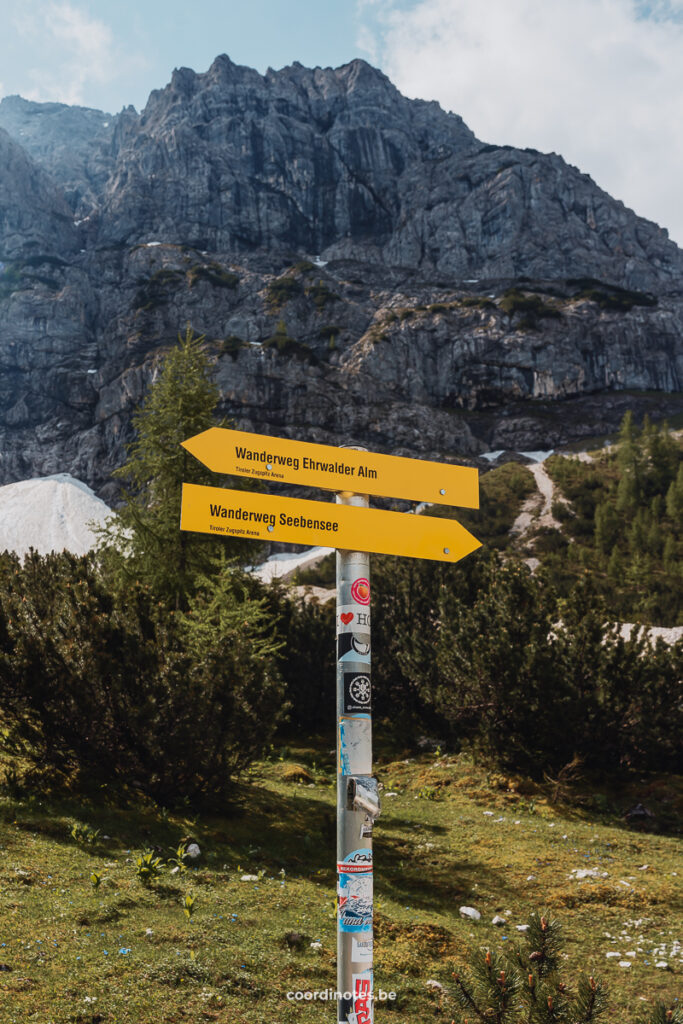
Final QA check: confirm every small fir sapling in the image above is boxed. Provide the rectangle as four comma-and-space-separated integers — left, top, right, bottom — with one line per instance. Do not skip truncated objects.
452, 910, 609, 1023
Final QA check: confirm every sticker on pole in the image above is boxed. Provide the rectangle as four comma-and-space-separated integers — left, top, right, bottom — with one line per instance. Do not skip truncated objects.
337, 633, 371, 665
337, 849, 373, 874
350, 578, 370, 605
352, 936, 373, 963
337, 606, 371, 633
339, 716, 372, 775
351, 970, 374, 1024
338, 872, 373, 934
343, 672, 372, 714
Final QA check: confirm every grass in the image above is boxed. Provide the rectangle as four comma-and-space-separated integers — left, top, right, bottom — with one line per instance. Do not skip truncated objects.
0, 746, 680, 1023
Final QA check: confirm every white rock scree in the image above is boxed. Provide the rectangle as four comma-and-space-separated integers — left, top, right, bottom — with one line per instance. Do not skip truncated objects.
0, 474, 112, 558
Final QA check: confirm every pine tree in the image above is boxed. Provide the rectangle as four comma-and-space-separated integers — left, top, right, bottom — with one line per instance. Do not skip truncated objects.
451, 910, 609, 1023
665, 463, 683, 520
97, 326, 255, 606
616, 411, 641, 513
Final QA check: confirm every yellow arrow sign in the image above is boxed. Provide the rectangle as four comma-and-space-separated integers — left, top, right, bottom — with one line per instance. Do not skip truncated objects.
181, 428, 478, 509
180, 483, 481, 563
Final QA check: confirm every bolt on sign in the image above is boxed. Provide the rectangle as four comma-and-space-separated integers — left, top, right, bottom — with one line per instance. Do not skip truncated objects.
180, 427, 480, 1024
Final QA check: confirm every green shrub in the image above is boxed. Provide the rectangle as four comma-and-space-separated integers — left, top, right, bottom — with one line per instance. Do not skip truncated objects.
0, 553, 286, 805
134, 268, 184, 311
453, 910, 608, 1022
443, 461, 537, 550
220, 334, 247, 359
187, 264, 239, 289
499, 287, 562, 321
371, 552, 682, 776
568, 277, 657, 311
262, 320, 318, 363
306, 279, 339, 310
266, 276, 302, 308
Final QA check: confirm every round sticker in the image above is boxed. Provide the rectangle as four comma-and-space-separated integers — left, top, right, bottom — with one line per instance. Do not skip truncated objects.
350, 578, 371, 605
349, 675, 371, 705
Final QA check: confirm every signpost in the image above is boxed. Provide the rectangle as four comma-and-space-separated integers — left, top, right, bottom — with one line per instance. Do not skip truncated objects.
181, 427, 479, 508
180, 428, 480, 1024
180, 483, 481, 562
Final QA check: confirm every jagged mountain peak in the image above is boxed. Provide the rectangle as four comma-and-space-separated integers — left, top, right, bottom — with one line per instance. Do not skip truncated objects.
0, 55, 681, 499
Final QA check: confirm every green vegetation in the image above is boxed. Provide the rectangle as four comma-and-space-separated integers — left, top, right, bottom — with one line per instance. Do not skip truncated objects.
134, 263, 239, 312
440, 461, 537, 549
0, 319, 680, 1024
0, 262, 23, 301
0, 551, 286, 804
459, 295, 496, 310
0, 745, 680, 1023
568, 278, 657, 312
266, 275, 303, 309
187, 264, 239, 290
499, 287, 562, 328
219, 333, 247, 359
371, 552, 681, 779
305, 279, 339, 311
262, 319, 318, 363
96, 325, 255, 603
541, 415, 682, 624
133, 268, 184, 312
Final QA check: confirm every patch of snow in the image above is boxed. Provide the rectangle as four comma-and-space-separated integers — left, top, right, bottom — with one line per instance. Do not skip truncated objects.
0, 474, 112, 558
619, 623, 683, 646
249, 546, 333, 583
481, 450, 505, 462
518, 450, 554, 462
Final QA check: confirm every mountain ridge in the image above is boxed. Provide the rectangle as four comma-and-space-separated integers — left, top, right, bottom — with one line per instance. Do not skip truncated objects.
0, 56, 681, 500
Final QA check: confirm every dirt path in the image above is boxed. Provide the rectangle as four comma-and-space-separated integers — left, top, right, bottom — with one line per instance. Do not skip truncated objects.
511, 461, 563, 539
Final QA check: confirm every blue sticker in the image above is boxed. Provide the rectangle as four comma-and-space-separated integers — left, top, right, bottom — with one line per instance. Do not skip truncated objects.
338, 871, 373, 933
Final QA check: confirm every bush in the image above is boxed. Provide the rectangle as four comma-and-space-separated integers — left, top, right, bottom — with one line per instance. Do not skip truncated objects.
266, 276, 302, 308
371, 552, 683, 776
0, 552, 286, 804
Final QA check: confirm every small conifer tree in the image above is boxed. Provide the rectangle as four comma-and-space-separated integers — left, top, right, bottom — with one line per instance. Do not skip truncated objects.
97, 325, 254, 606
452, 911, 608, 1022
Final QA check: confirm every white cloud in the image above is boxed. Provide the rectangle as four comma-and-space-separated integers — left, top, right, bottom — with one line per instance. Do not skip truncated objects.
357, 0, 683, 244
12, 2, 146, 108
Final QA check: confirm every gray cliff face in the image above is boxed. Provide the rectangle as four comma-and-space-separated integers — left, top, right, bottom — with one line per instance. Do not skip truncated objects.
0, 56, 681, 499
0, 96, 121, 219
0, 128, 79, 258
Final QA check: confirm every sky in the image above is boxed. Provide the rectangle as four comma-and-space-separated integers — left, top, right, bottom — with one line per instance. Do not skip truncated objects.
0, 0, 681, 245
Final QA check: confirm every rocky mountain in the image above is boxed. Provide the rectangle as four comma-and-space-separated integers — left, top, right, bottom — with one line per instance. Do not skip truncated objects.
0, 56, 681, 501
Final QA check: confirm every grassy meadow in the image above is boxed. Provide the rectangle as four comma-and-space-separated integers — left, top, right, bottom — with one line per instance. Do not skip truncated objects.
1, 743, 680, 1023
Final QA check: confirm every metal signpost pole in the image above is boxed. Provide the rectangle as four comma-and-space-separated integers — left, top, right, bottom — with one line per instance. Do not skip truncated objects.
336, 484, 379, 1024
180, 426, 480, 1022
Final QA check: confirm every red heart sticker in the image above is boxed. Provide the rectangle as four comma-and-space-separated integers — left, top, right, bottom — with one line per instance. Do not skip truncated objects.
340, 612, 354, 625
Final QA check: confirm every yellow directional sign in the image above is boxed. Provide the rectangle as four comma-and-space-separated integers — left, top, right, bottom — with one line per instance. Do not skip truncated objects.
181, 428, 478, 509
180, 483, 481, 563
